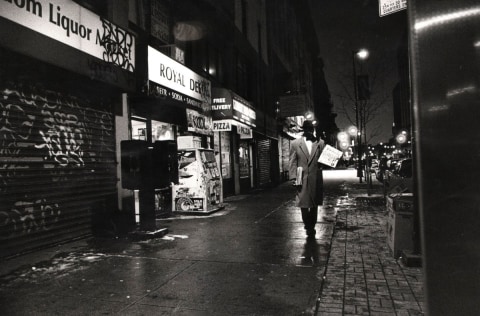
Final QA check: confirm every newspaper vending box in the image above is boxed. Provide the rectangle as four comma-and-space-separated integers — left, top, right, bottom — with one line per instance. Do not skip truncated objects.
172, 148, 223, 213
386, 193, 414, 258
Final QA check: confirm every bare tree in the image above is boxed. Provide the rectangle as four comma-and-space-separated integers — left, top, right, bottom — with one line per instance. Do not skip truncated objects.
334, 54, 394, 145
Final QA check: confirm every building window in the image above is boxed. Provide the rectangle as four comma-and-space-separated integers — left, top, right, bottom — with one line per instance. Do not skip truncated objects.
128, 0, 146, 29
208, 45, 225, 83
185, 41, 224, 83
187, 40, 208, 74
150, 0, 171, 44
208, 45, 218, 77
131, 118, 147, 141
72, 0, 107, 15
236, 52, 248, 97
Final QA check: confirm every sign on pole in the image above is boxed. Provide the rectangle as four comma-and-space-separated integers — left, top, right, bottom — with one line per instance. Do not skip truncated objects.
379, 0, 407, 17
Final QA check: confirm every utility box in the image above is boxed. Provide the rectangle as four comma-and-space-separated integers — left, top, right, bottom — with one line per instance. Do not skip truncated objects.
386, 193, 414, 258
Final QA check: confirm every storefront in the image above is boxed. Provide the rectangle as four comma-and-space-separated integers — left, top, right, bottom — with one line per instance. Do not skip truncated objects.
0, 0, 136, 257
211, 88, 256, 195
127, 46, 214, 217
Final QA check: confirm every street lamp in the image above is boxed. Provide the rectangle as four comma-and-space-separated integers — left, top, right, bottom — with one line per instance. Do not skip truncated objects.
396, 133, 407, 144
352, 48, 369, 182
337, 131, 350, 151
347, 126, 357, 137
304, 111, 314, 120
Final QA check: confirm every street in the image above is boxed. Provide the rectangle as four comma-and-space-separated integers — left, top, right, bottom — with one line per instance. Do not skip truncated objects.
0, 169, 423, 315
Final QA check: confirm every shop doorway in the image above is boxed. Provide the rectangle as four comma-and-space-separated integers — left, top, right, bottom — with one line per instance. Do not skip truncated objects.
239, 140, 252, 193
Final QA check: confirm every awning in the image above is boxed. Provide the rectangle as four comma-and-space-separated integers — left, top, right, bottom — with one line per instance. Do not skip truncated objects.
129, 95, 188, 127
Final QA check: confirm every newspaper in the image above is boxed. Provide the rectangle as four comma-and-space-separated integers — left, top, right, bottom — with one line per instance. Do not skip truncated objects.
318, 144, 343, 168
295, 167, 303, 185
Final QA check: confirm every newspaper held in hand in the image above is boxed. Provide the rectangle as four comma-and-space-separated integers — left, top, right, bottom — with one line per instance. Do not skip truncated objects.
295, 167, 303, 185
318, 145, 343, 168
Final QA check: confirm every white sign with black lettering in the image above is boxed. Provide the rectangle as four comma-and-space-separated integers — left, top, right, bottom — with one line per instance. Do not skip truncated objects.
1, 0, 135, 71
187, 109, 212, 135
148, 46, 211, 103
379, 0, 407, 17
212, 120, 232, 132
238, 124, 252, 139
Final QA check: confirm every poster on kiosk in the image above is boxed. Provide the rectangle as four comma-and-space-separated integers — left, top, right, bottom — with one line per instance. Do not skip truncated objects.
172, 136, 223, 213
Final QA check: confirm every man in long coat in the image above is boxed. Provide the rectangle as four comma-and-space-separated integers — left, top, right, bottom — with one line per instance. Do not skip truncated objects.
289, 120, 325, 238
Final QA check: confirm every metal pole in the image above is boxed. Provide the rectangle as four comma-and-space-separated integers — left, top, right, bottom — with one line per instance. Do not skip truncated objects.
352, 51, 362, 183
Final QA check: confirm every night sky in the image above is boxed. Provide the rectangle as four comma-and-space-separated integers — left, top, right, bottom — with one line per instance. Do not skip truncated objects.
309, 0, 408, 144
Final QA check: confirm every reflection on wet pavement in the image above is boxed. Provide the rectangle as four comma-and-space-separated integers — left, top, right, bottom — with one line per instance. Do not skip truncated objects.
298, 238, 328, 267
0, 170, 376, 315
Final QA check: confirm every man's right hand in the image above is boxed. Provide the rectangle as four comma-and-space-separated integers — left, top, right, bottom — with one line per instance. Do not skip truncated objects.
291, 179, 297, 186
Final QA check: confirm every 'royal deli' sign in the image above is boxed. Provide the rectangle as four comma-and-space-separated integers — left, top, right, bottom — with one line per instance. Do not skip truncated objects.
148, 46, 211, 105
0, 0, 135, 72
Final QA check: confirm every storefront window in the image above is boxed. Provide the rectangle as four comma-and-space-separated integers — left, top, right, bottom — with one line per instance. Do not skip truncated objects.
152, 120, 174, 141
214, 132, 231, 179
239, 141, 250, 178
132, 119, 147, 140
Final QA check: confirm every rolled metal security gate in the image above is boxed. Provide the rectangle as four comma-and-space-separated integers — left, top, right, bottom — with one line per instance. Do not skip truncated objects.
257, 137, 272, 186
0, 84, 116, 258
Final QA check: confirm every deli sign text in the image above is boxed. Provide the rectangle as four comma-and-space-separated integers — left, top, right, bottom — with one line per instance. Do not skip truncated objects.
148, 46, 211, 104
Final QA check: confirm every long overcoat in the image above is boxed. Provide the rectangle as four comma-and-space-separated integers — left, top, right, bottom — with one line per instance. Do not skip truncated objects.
289, 137, 325, 208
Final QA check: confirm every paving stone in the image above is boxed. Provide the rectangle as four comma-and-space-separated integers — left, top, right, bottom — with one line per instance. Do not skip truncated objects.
315, 184, 425, 315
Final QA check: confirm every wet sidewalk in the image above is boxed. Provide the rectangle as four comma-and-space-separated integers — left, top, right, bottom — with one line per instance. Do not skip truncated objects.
318, 196, 425, 315
316, 182, 425, 315
0, 170, 425, 315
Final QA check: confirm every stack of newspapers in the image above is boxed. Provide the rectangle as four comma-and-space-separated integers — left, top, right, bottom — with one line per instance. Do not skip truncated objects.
295, 167, 303, 185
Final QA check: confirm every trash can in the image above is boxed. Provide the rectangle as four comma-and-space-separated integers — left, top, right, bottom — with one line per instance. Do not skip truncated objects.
386, 193, 414, 258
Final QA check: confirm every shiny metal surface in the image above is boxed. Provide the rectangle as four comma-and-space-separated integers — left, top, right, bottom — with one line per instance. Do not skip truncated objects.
409, 0, 480, 313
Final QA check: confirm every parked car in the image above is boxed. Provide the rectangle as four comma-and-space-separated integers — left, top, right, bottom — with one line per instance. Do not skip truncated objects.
368, 159, 379, 174
393, 158, 412, 178
376, 157, 399, 183
384, 158, 413, 193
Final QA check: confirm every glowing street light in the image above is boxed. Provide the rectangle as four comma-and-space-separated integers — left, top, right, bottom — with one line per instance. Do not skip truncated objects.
337, 131, 349, 142
339, 141, 350, 151
357, 49, 369, 59
347, 126, 358, 137
337, 131, 350, 151
304, 111, 314, 120
396, 133, 407, 144
352, 48, 369, 182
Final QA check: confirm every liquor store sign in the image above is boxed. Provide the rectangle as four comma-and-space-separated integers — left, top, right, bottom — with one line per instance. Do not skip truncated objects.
1, 0, 135, 71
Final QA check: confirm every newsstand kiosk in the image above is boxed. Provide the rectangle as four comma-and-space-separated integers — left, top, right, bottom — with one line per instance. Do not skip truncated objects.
172, 137, 223, 214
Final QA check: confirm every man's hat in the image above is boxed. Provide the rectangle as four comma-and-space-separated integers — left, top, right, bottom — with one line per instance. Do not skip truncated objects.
300, 120, 315, 130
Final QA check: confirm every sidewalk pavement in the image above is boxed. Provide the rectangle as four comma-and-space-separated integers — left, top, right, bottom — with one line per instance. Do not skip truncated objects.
0, 172, 425, 315
316, 180, 425, 315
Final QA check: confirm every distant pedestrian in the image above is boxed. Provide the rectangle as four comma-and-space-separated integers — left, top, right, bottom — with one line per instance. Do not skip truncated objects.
289, 120, 325, 238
